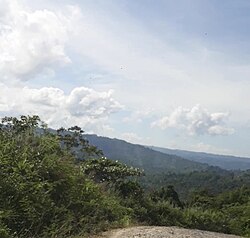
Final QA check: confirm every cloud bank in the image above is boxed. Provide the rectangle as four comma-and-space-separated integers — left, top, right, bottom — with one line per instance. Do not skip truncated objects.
0, 1, 121, 134
0, 0, 75, 81
0, 84, 122, 131
152, 105, 234, 136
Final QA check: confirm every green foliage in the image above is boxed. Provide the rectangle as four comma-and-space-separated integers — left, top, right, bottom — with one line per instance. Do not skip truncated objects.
144, 201, 184, 226
116, 180, 144, 200
151, 186, 183, 208
1, 115, 250, 237
0, 216, 10, 238
183, 208, 230, 233
185, 186, 250, 236
141, 169, 250, 200
0, 116, 132, 237
82, 157, 143, 186
56, 126, 103, 159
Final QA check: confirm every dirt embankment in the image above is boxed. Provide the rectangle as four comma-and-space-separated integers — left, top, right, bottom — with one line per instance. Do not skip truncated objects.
94, 226, 243, 238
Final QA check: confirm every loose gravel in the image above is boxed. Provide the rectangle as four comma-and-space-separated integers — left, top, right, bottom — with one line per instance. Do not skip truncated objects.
95, 226, 243, 238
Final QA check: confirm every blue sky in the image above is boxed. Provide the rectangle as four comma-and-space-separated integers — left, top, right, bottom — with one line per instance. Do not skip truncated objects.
1, 0, 250, 156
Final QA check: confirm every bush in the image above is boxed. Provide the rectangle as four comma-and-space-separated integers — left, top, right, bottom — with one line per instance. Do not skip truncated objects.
183, 208, 230, 233
0, 116, 131, 237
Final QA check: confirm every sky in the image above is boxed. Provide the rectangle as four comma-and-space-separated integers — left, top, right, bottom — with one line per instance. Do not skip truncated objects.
1, 0, 250, 157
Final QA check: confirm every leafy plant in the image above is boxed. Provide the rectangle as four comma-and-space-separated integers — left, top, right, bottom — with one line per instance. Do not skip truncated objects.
0, 116, 132, 237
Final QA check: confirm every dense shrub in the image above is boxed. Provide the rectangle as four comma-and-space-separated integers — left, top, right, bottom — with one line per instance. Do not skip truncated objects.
0, 116, 131, 237
183, 208, 230, 233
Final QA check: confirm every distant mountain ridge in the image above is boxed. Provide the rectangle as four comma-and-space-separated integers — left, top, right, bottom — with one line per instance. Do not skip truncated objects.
149, 146, 250, 170
84, 134, 211, 173
84, 134, 250, 171
49, 129, 249, 172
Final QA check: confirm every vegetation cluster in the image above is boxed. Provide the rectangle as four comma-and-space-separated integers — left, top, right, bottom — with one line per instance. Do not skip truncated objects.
0, 116, 249, 237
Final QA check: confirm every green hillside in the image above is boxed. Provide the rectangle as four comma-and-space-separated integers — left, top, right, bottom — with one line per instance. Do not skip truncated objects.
141, 169, 250, 200
84, 134, 210, 173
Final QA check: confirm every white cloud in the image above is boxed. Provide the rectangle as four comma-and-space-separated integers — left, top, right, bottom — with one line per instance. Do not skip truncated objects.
0, 0, 75, 81
207, 125, 234, 136
61, 1, 250, 128
152, 105, 234, 136
26, 87, 65, 106
0, 84, 122, 132
66, 87, 121, 118
0, 1, 123, 135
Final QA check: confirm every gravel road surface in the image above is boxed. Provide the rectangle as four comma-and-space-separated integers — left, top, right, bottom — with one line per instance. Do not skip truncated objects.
95, 226, 243, 238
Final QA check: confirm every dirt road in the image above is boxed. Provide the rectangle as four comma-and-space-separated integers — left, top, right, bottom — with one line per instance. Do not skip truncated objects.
95, 226, 243, 238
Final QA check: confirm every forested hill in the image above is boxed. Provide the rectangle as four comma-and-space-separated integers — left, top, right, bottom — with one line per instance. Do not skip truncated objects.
1, 116, 250, 237
149, 146, 250, 170
84, 134, 210, 173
